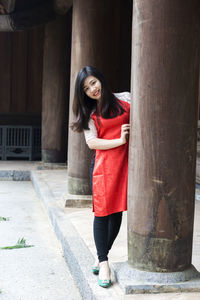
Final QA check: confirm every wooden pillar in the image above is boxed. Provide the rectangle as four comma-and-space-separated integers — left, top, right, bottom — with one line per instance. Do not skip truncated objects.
67, 0, 131, 196
42, 14, 71, 163
0, 33, 12, 113
54, 0, 72, 14
198, 70, 200, 120
128, 0, 200, 272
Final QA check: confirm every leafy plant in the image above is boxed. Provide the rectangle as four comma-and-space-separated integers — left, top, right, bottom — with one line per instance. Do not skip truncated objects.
0, 216, 9, 221
0, 238, 34, 250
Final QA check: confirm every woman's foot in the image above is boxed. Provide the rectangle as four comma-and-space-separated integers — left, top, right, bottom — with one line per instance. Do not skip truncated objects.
98, 261, 111, 288
92, 258, 99, 275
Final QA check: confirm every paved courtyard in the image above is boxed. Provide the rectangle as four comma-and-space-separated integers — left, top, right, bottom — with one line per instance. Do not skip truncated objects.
0, 181, 81, 300
0, 162, 200, 299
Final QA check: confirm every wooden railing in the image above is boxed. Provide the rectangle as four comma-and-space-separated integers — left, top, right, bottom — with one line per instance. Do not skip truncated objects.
0, 125, 41, 160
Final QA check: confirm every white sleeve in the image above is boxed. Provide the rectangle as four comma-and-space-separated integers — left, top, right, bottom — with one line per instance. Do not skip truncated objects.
83, 118, 98, 143
114, 91, 131, 104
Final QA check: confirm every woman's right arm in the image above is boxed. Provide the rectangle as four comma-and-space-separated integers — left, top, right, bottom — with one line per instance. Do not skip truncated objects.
86, 124, 130, 150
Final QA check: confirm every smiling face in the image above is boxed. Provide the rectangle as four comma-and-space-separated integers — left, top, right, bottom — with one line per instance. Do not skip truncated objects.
83, 76, 101, 101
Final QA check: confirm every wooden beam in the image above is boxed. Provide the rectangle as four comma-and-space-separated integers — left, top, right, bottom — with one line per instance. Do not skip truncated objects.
0, 1, 55, 31
0, 0, 16, 13
54, 0, 72, 15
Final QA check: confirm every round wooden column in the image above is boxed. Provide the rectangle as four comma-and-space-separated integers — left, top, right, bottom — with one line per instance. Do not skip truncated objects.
42, 15, 71, 163
128, 0, 200, 272
67, 0, 131, 195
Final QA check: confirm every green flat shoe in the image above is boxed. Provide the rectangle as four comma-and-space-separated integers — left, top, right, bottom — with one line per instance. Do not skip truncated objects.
92, 266, 99, 275
98, 279, 111, 288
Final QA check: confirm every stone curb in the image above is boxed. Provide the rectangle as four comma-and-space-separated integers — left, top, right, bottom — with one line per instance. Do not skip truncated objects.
0, 170, 30, 181
30, 171, 97, 300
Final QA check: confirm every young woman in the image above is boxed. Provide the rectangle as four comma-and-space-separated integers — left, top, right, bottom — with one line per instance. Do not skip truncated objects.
71, 66, 131, 288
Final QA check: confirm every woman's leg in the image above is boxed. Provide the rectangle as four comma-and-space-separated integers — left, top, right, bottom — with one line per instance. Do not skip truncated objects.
93, 216, 111, 287
93, 211, 122, 262
93, 212, 122, 287
93, 215, 109, 262
91, 154, 111, 286
107, 212, 122, 253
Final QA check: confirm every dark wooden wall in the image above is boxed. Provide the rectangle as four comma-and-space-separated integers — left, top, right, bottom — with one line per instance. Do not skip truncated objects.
117, 0, 132, 92
199, 68, 200, 120
0, 25, 44, 125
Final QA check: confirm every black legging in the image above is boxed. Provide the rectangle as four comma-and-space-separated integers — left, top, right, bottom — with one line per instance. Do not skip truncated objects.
91, 153, 123, 262
93, 212, 122, 262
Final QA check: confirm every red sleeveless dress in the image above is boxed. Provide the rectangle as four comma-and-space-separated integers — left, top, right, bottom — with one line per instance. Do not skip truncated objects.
91, 100, 130, 217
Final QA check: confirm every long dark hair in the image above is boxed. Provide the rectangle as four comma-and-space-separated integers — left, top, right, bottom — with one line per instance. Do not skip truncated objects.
71, 66, 125, 132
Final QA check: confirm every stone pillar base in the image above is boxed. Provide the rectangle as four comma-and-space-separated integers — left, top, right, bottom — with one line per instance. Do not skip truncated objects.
63, 193, 92, 208
37, 161, 67, 170
112, 262, 200, 294
42, 149, 66, 164
68, 175, 91, 195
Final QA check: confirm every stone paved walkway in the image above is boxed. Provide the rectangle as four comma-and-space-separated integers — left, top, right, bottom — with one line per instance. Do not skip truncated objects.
0, 181, 81, 300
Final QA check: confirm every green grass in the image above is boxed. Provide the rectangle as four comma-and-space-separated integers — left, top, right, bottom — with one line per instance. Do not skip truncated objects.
0, 238, 34, 250
0, 216, 9, 221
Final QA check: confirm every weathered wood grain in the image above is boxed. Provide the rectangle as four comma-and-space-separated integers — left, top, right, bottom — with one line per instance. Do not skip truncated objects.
128, 0, 200, 272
